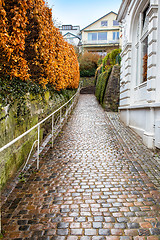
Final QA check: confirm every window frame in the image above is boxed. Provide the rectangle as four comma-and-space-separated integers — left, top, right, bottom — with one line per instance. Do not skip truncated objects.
133, 2, 150, 87
101, 21, 108, 27
98, 32, 107, 41
88, 33, 97, 41
113, 20, 119, 26
113, 31, 119, 40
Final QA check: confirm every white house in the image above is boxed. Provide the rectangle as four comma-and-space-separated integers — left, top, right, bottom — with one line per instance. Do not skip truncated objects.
117, 0, 160, 149
58, 25, 81, 47
81, 12, 121, 55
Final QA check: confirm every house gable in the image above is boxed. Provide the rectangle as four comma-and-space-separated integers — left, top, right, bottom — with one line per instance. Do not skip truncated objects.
63, 32, 81, 40
81, 12, 118, 32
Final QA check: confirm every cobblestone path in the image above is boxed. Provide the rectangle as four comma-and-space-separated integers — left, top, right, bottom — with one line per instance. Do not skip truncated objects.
2, 94, 160, 240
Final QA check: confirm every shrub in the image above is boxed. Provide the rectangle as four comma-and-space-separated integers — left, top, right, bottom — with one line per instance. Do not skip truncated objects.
97, 58, 103, 66
79, 51, 100, 77
95, 72, 104, 102
95, 64, 103, 86
0, 0, 80, 91
95, 67, 112, 104
102, 49, 121, 72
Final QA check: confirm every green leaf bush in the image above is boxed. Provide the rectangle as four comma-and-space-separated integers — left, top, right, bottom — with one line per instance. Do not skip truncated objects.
79, 51, 100, 77
102, 49, 121, 72
95, 67, 112, 104
95, 48, 121, 108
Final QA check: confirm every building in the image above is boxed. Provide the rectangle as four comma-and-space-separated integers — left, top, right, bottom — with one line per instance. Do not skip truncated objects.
59, 25, 81, 47
81, 11, 121, 55
117, 0, 160, 149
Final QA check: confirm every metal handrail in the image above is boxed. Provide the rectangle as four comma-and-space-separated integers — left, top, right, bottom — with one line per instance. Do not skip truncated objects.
0, 90, 79, 154
0, 88, 80, 235
21, 140, 38, 172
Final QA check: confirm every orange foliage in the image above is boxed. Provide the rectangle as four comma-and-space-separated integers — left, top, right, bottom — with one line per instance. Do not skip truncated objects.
50, 31, 79, 90
79, 51, 100, 65
0, 0, 30, 80
0, 0, 79, 90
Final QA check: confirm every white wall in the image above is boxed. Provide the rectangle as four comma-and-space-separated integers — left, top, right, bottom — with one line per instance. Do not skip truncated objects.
118, 0, 160, 149
81, 12, 120, 44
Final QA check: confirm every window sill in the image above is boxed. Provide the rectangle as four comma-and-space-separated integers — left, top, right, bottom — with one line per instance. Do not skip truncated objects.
134, 81, 147, 90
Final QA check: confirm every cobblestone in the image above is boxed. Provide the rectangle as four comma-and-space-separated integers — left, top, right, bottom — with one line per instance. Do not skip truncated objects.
1, 94, 160, 239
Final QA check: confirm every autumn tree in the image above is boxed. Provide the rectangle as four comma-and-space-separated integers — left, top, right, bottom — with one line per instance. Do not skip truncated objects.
0, 0, 30, 80
79, 51, 100, 77
0, 0, 79, 91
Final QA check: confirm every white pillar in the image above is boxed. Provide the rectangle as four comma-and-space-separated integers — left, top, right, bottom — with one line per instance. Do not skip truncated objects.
143, 107, 155, 148
147, 4, 158, 103
155, 1, 160, 102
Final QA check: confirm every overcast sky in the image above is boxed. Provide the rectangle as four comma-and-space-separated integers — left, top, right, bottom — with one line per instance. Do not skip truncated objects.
46, 0, 122, 29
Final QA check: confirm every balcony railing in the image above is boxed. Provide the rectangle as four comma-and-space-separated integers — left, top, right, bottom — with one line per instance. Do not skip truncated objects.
82, 39, 119, 45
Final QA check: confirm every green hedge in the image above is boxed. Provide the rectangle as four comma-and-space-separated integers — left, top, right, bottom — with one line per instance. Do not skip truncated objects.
80, 68, 96, 77
95, 67, 112, 104
102, 49, 121, 72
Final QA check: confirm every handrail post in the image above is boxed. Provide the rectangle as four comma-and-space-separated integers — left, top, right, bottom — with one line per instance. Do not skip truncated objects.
37, 125, 40, 170
52, 114, 54, 148
65, 104, 68, 118
60, 109, 62, 124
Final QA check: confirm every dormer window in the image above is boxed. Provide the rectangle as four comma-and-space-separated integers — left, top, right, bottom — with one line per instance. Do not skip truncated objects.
101, 21, 108, 26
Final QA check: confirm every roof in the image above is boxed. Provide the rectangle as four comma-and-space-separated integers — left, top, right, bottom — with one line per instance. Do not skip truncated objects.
81, 11, 118, 32
63, 32, 81, 40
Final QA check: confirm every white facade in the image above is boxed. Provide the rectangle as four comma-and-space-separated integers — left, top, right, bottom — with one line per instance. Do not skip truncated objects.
59, 25, 81, 47
117, 0, 160, 149
81, 12, 121, 54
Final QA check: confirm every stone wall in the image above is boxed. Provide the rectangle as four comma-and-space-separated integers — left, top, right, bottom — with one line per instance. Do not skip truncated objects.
95, 65, 120, 111
80, 77, 95, 94
103, 65, 120, 112
0, 90, 76, 188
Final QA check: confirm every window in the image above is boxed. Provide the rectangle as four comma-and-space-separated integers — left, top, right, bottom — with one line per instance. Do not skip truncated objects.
136, 44, 139, 86
62, 25, 72, 30
98, 32, 107, 40
113, 32, 119, 40
88, 32, 107, 41
101, 21, 108, 26
134, 4, 150, 86
143, 4, 150, 28
142, 37, 148, 82
88, 33, 97, 41
113, 20, 119, 26
141, 5, 149, 83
